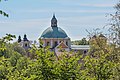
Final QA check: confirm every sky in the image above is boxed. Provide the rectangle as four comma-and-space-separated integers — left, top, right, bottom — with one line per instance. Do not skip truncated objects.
0, 0, 118, 41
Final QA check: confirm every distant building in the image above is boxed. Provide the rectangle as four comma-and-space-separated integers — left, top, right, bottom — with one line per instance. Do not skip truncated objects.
18, 34, 30, 50
39, 14, 71, 52
89, 34, 107, 43
71, 45, 90, 53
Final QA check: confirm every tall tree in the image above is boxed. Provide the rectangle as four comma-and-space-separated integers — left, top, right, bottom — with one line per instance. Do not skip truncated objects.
108, 1, 120, 46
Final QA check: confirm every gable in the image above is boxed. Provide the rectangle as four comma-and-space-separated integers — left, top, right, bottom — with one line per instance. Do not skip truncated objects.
56, 41, 68, 48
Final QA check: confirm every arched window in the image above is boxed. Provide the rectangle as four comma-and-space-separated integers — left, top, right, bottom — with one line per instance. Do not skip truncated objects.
66, 41, 68, 46
25, 43, 27, 47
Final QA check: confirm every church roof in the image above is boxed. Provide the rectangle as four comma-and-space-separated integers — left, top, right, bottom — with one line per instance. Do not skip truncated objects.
40, 14, 69, 39
40, 27, 68, 38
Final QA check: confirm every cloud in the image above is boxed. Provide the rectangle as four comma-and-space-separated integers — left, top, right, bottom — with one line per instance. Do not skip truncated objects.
0, 16, 109, 41
18, 9, 115, 15
79, 4, 114, 8
0, 15, 108, 33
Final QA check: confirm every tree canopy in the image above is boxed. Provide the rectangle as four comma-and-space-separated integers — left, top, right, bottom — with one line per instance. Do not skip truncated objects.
72, 38, 89, 45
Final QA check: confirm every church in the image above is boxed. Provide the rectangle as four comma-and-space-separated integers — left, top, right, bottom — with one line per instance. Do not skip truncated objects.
40, 14, 71, 52
18, 14, 90, 54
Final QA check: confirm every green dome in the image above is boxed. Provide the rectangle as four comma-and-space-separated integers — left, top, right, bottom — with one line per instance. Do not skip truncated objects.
40, 27, 68, 38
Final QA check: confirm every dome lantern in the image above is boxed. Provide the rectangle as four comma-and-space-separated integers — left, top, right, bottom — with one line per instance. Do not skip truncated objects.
18, 35, 21, 43
51, 14, 57, 27
41, 15, 69, 38
23, 34, 28, 41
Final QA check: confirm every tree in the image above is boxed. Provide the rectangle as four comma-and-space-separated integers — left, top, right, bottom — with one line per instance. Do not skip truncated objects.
107, 1, 120, 79
108, 1, 120, 46
0, 0, 9, 17
80, 34, 116, 80
72, 38, 89, 45
0, 34, 82, 80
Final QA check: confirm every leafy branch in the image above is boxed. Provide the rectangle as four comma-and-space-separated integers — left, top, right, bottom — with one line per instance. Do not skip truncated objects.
0, 0, 8, 17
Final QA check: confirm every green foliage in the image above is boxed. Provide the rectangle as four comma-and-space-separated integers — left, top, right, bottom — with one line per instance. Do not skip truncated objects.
82, 34, 120, 80
108, 1, 120, 46
0, 32, 120, 80
72, 38, 89, 45
0, 35, 82, 80
0, 10, 8, 17
0, 0, 9, 17
13, 42, 26, 55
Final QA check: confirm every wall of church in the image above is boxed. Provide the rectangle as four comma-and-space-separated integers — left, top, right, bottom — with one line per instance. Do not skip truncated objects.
41, 38, 71, 49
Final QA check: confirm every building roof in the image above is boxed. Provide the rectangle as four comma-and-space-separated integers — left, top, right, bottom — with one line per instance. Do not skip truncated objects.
40, 15, 69, 39
40, 27, 68, 38
56, 41, 68, 48
71, 45, 90, 50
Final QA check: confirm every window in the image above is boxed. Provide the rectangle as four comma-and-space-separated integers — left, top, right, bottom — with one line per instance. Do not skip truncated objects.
47, 42, 49, 46
25, 43, 27, 47
66, 41, 68, 46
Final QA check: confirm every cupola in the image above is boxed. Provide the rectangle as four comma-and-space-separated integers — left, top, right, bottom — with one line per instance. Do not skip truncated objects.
51, 14, 57, 27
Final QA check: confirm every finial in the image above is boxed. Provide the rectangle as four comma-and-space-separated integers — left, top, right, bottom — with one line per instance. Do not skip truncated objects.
53, 13, 55, 18
51, 13, 57, 27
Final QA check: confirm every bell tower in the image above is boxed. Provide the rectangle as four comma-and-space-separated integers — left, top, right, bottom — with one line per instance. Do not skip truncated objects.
22, 34, 30, 50
51, 14, 57, 27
